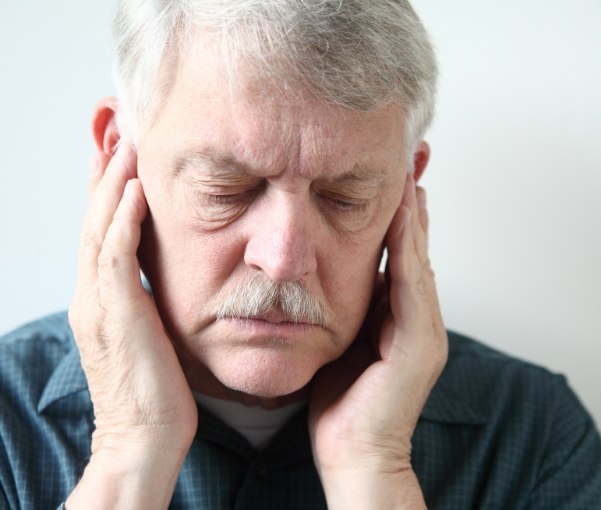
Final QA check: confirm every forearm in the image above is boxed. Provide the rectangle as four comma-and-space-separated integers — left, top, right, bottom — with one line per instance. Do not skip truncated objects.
320, 468, 426, 510
65, 444, 189, 510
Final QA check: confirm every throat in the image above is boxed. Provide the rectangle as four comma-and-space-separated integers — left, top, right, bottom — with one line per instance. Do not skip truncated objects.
194, 391, 307, 449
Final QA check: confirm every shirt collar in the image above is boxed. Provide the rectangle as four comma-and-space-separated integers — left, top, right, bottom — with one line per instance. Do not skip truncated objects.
195, 381, 486, 466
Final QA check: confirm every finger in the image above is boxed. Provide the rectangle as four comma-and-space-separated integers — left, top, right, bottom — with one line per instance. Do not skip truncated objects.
385, 176, 438, 339
88, 151, 111, 199
384, 173, 413, 248
392, 175, 431, 280
78, 145, 137, 289
406, 178, 429, 266
383, 176, 447, 377
392, 207, 431, 331
97, 178, 148, 308
416, 187, 429, 237
407, 182, 446, 339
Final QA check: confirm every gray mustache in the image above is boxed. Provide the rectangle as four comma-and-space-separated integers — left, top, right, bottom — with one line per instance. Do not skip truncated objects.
215, 273, 329, 327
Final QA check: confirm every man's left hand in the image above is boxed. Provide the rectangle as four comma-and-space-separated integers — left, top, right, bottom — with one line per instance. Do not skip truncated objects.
309, 175, 448, 509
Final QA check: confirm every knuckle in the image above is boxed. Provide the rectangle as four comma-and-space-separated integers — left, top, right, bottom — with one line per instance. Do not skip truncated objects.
104, 219, 138, 254
80, 226, 103, 257
98, 227, 134, 274
98, 247, 121, 273
414, 277, 429, 297
421, 258, 435, 278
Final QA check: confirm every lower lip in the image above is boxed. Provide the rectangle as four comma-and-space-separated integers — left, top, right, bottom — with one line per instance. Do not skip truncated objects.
220, 317, 320, 336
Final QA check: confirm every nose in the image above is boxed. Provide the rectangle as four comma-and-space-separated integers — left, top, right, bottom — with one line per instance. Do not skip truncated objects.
244, 193, 318, 283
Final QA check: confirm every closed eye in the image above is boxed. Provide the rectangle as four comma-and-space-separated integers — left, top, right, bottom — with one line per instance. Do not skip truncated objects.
199, 183, 265, 209
316, 192, 370, 214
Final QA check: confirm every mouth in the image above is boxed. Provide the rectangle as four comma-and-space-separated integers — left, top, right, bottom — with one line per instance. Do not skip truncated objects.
247, 308, 309, 325
218, 304, 324, 326
226, 317, 317, 328
217, 308, 324, 338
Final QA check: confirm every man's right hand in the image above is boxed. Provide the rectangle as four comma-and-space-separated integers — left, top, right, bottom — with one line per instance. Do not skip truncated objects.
66, 145, 197, 509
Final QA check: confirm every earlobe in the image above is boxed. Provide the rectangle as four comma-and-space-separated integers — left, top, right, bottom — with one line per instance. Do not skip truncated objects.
412, 141, 431, 183
92, 97, 121, 155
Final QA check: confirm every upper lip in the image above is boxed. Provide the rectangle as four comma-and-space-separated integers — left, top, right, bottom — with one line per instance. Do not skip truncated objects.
255, 309, 292, 324
227, 309, 314, 325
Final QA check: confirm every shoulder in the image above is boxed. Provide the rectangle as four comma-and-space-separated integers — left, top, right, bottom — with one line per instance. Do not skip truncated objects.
0, 312, 74, 371
0, 311, 74, 350
417, 331, 601, 507
0, 314, 88, 510
0, 312, 75, 408
0, 311, 73, 347
445, 330, 567, 393
442, 330, 589, 426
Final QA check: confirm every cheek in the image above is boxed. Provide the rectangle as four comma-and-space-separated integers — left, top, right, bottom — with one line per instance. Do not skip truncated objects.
138, 152, 239, 286
139, 197, 246, 335
318, 230, 384, 341
320, 191, 399, 337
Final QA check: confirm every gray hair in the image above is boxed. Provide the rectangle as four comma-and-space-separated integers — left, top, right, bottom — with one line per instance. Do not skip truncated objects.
113, 0, 438, 164
214, 272, 329, 327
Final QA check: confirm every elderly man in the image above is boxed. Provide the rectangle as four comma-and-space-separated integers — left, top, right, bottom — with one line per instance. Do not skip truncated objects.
1, 1, 600, 509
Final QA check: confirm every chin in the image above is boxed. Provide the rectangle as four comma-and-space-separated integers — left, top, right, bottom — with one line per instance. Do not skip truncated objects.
210, 349, 320, 399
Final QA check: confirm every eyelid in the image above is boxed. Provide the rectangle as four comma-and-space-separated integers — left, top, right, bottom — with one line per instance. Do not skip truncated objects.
314, 184, 375, 201
188, 175, 262, 189
315, 191, 370, 213
203, 186, 255, 195
198, 181, 265, 205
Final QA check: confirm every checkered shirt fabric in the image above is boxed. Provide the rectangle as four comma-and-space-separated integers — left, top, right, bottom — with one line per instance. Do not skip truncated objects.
1, 312, 600, 509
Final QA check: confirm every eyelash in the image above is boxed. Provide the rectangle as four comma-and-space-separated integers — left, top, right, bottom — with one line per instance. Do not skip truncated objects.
200, 186, 263, 207
198, 186, 368, 216
319, 194, 369, 214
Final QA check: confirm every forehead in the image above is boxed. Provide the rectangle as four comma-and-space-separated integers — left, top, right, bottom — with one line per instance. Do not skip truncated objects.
147, 31, 407, 179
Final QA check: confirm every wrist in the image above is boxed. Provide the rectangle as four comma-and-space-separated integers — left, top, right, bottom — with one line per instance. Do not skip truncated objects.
318, 466, 426, 510
66, 442, 191, 510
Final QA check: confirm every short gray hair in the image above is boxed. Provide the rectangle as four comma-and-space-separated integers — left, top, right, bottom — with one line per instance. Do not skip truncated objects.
113, 0, 438, 163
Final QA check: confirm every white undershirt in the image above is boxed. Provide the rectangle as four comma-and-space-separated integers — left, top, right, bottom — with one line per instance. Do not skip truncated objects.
194, 392, 307, 450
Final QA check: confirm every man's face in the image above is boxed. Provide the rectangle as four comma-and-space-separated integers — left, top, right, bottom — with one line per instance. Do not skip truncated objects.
135, 35, 408, 399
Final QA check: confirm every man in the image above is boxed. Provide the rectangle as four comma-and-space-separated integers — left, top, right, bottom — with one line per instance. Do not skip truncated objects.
0, 1, 599, 508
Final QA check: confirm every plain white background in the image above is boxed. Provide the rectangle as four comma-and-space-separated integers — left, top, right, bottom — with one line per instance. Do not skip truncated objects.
1, 1, 599, 427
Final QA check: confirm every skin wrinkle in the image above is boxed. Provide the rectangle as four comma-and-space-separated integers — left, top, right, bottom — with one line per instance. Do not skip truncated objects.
176, 148, 390, 199
134, 30, 409, 399
61, 5, 452, 505
172, 137, 397, 237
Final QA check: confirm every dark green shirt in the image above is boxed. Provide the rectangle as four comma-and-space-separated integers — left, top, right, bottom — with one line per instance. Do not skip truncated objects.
1, 312, 600, 509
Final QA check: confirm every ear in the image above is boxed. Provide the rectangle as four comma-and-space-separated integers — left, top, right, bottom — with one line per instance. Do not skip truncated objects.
412, 140, 431, 183
92, 97, 121, 155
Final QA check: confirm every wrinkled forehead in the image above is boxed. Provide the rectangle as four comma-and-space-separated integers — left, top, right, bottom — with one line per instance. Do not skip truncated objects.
150, 30, 407, 176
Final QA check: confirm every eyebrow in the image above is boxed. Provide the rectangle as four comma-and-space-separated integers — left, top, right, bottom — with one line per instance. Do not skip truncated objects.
174, 147, 255, 179
327, 164, 389, 187
174, 146, 391, 186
